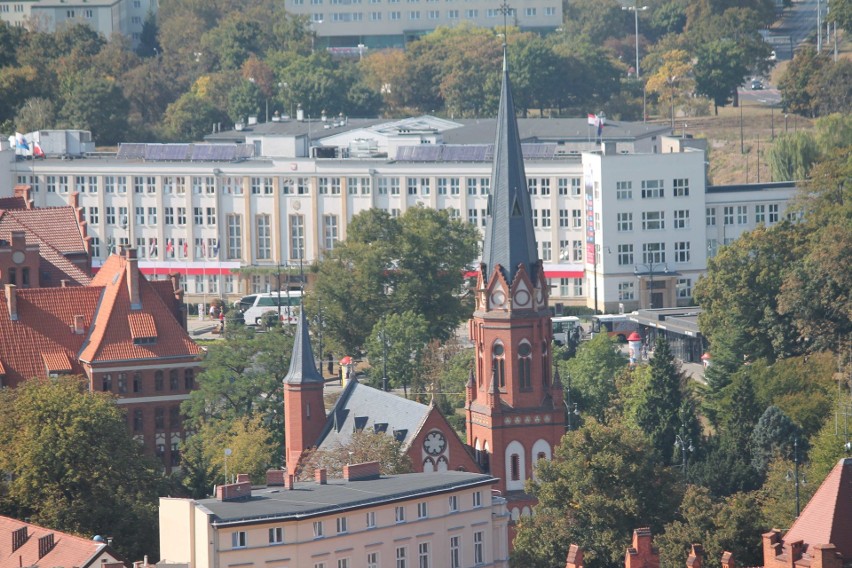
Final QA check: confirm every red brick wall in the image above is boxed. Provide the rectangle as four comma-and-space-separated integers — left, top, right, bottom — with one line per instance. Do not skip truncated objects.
406, 406, 480, 474
283, 382, 326, 467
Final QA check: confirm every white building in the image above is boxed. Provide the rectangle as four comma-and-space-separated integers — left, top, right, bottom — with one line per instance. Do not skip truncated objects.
0, 0, 156, 47
285, 0, 562, 50
1, 118, 797, 311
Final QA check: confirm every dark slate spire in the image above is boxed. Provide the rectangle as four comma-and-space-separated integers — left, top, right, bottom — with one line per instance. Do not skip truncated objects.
284, 307, 324, 384
481, 48, 539, 286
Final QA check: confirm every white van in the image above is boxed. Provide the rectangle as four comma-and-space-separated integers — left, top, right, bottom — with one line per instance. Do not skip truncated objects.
552, 316, 582, 346
237, 291, 303, 326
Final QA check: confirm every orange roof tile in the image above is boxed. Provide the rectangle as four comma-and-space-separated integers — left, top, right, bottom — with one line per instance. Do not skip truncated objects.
41, 351, 73, 373
127, 312, 157, 339
0, 196, 26, 209
785, 458, 852, 560
5, 207, 86, 254
0, 359, 5, 375
0, 515, 123, 568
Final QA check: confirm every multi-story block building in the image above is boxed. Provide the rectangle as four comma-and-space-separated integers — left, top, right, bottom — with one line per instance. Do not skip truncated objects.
0, 0, 156, 46
284, 0, 562, 50
159, 465, 509, 568
0, 119, 796, 313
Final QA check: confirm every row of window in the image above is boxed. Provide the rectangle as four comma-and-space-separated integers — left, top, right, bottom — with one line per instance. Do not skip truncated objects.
614, 178, 689, 200
305, 5, 555, 21
82, 205, 217, 228
614, 277, 693, 301
616, 210, 691, 231
102, 369, 195, 395
706, 204, 784, 226
130, 405, 182, 433
485, 341, 550, 390
615, 241, 692, 265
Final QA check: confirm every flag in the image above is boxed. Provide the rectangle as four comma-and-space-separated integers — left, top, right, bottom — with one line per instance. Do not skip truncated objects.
33, 142, 44, 158
166, 239, 174, 255
597, 118, 604, 137
182, 240, 188, 257
587, 113, 597, 126
200, 240, 206, 257
15, 132, 29, 151
149, 238, 157, 257
107, 237, 115, 254
212, 239, 220, 256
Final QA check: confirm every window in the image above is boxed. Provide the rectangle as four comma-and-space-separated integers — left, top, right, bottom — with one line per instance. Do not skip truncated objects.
473, 491, 482, 507
336, 516, 348, 533
541, 241, 552, 261
518, 342, 532, 389
313, 521, 324, 538
450, 536, 461, 568
169, 370, 179, 390
768, 204, 779, 223
184, 369, 194, 389
755, 204, 766, 224
367, 552, 379, 568
256, 215, 271, 260
642, 211, 664, 230
641, 179, 664, 198
417, 502, 428, 519
674, 209, 689, 229
118, 373, 127, 393
642, 242, 665, 264
366, 511, 376, 528
572, 209, 582, 228
102, 374, 112, 392
154, 407, 165, 430
448, 494, 458, 512
559, 278, 570, 296
88, 207, 99, 225
673, 178, 689, 196
677, 278, 693, 298
573, 278, 584, 296
395, 506, 406, 523
737, 205, 748, 224
227, 214, 242, 260
418, 542, 430, 568
572, 240, 583, 262
396, 546, 407, 568
133, 372, 143, 393
193, 207, 203, 226
474, 531, 484, 565
290, 215, 305, 260
207, 207, 217, 225
541, 209, 551, 228
706, 207, 716, 226
468, 209, 478, 225
133, 409, 143, 431
169, 406, 181, 429
492, 342, 505, 388
177, 207, 186, 226
559, 209, 568, 227
618, 281, 635, 301
154, 371, 164, 391
148, 207, 157, 225
616, 181, 632, 200
617, 212, 633, 231
231, 531, 246, 548
510, 453, 521, 481
675, 241, 690, 263
723, 206, 734, 225
323, 214, 338, 252
338, 560, 349, 568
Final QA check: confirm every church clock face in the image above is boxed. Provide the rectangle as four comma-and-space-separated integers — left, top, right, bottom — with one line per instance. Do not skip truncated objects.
424, 431, 447, 456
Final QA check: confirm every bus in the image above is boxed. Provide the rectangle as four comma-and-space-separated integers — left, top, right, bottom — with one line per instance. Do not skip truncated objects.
591, 314, 639, 342
236, 291, 303, 326
551, 316, 582, 346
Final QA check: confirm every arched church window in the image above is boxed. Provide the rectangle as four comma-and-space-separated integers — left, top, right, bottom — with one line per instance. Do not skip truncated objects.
541, 341, 549, 387
492, 342, 506, 388
518, 342, 532, 389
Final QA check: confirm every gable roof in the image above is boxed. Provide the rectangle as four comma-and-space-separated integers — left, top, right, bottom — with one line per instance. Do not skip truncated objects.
316, 379, 431, 451
784, 458, 852, 559
0, 515, 122, 568
79, 253, 200, 363
0, 208, 91, 286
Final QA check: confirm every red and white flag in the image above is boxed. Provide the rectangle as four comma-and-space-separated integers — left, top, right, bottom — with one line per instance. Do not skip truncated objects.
33, 142, 45, 158
587, 113, 598, 126
166, 239, 174, 255
182, 240, 188, 257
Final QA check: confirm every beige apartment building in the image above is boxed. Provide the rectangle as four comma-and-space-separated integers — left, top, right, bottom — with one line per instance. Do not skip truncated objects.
159, 465, 509, 568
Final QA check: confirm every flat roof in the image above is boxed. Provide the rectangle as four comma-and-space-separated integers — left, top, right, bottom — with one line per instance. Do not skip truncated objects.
628, 308, 703, 338
706, 181, 798, 193
197, 472, 498, 527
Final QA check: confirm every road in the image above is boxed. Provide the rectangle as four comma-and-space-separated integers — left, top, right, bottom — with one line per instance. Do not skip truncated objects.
738, 86, 782, 106
764, 0, 824, 59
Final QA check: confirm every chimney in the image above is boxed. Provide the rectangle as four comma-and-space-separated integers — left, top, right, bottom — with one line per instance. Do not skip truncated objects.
784, 540, 805, 564
215, 480, 252, 501
626, 528, 659, 568
11, 231, 25, 250
72, 315, 86, 334
565, 544, 584, 568
762, 531, 784, 567
38, 534, 55, 559
236, 473, 250, 483
720, 551, 735, 568
126, 248, 141, 309
315, 468, 327, 485
11, 526, 27, 552
810, 544, 842, 568
343, 461, 381, 482
686, 544, 704, 568
5, 284, 18, 321
266, 469, 286, 486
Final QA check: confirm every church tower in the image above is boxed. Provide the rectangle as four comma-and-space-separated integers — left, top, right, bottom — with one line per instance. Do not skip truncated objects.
283, 308, 326, 468
466, 51, 565, 509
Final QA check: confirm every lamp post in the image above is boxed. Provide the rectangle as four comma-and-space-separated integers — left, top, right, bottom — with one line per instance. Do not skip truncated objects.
786, 438, 804, 517
563, 371, 579, 431
378, 317, 389, 392
634, 261, 669, 309
622, 4, 648, 79
224, 448, 232, 483
674, 434, 693, 477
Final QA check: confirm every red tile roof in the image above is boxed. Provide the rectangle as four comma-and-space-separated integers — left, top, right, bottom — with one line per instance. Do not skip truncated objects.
80, 253, 200, 363
127, 312, 157, 340
0, 515, 123, 568
0, 196, 26, 209
785, 458, 852, 560
42, 351, 73, 373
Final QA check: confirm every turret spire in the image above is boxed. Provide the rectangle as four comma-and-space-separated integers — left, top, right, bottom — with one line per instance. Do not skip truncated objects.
283, 307, 324, 384
481, 40, 539, 287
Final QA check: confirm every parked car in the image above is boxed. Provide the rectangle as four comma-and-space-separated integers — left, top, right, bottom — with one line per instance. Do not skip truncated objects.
751, 79, 764, 90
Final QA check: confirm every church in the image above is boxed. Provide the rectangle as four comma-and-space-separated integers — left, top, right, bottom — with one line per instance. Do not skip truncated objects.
282, 50, 566, 519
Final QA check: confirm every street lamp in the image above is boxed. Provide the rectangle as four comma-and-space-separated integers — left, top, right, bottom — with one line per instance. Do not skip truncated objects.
786, 438, 805, 517
378, 318, 390, 392
224, 448, 232, 483
674, 434, 693, 477
561, 370, 580, 431
621, 4, 648, 79
634, 261, 669, 309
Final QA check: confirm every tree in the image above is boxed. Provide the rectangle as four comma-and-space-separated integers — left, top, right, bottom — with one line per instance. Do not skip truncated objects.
227, 78, 263, 123
807, 412, 850, 486
0, 377, 168, 561
778, 47, 827, 116
749, 405, 804, 474
693, 39, 751, 114
758, 457, 817, 531
512, 420, 681, 568
162, 92, 226, 141
810, 59, 852, 116
766, 132, 821, 181
562, 334, 627, 423
644, 49, 694, 125
14, 97, 56, 132
308, 207, 479, 354
58, 71, 130, 145
634, 338, 687, 462
701, 324, 747, 428
298, 430, 413, 480
190, 416, 276, 487
365, 310, 431, 397
830, 0, 852, 31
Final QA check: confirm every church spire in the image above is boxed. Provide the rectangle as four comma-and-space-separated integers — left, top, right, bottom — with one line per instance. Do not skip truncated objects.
481, 48, 539, 287
284, 307, 324, 384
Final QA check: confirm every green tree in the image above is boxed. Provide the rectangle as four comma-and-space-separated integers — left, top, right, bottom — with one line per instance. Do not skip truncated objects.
162, 92, 225, 141
749, 405, 804, 474
512, 420, 681, 568
227, 78, 263, 123
830, 0, 852, 31
766, 132, 820, 181
365, 310, 431, 397
136, 10, 160, 58
693, 38, 751, 114
701, 325, 747, 428
778, 47, 827, 116
298, 430, 414, 479
200, 13, 264, 71
562, 334, 627, 423
58, 71, 130, 145
807, 413, 850, 485
634, 338, 687, 462
14, 97, 56, 132
810, 59, 852, 116
0, 377, 168, 561
758, 456, 817, 531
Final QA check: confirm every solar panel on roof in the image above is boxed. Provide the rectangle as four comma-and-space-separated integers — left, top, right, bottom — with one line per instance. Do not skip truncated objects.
116, 143, 146, 160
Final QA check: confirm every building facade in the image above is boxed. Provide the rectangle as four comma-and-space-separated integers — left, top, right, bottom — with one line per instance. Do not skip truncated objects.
0, 0, 156, 47
159, 467, 509, 568
1, 122, 796, 313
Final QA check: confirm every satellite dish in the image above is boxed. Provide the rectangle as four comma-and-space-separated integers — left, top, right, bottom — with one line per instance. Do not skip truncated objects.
93, 535, 105, 542
224, 448, 232, 456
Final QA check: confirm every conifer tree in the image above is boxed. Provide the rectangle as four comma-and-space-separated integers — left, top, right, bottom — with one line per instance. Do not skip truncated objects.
635, 337, 685, 462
